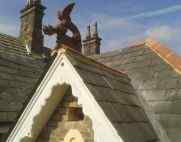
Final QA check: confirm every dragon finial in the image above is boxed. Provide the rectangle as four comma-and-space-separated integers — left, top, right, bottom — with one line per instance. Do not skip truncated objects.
43, 3, 82, 53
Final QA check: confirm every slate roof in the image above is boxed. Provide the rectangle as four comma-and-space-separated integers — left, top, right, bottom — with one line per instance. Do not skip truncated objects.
0, 33, 49, 140
0, 33, 167, 142
92, 38, 181, 142
64, 48, 159, 142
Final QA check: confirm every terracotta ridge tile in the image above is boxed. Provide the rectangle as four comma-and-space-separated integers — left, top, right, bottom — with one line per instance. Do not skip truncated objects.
116, 37, 181, 74
145, 38, 181, 74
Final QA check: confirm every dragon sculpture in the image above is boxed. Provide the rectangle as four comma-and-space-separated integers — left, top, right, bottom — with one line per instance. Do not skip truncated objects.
43, 3, 82, 52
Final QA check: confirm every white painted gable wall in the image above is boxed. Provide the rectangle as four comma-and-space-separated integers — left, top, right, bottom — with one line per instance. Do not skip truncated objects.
6, 52, 124, 142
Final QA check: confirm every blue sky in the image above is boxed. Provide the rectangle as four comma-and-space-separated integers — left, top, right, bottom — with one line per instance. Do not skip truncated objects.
0, 0, 181, 54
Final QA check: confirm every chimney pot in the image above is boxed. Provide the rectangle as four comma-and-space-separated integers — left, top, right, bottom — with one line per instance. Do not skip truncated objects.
86, 25, 91, 39
92, 22, 98, 37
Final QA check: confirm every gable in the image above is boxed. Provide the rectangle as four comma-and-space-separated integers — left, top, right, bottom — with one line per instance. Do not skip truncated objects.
7, 47, 159, 142
7, 51, 124, 142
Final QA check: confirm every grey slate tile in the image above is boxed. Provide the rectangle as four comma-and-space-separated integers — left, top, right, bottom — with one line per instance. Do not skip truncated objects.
92, 44, 181, 142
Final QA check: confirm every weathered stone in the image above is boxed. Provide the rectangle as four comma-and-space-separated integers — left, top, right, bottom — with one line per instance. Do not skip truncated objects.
37, 92, 94, 142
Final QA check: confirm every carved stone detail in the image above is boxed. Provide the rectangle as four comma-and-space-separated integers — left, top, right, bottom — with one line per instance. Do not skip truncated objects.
43, 3, 82, 53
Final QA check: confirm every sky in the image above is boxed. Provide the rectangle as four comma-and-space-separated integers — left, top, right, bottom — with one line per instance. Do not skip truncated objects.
0, 0, 181, 54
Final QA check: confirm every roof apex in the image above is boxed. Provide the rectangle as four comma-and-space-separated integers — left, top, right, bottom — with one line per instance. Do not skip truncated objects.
126, 37, 181, 74
53, 44, 129, 77
145, 38, 181, 74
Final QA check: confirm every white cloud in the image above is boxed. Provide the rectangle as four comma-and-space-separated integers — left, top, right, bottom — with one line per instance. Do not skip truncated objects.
44, 35, 56, 48
90, 14, 145, 31
90, 4, 181, 32
102, 39, 125, 52
102, 35, 145, 53
0, 23, 18, 36
89, 14, 146, 52
88, 4, 181, 54
91, 13, 181, 54
146, 25, 181, 54
127, 5, 181, 20
146, 25, 177, 41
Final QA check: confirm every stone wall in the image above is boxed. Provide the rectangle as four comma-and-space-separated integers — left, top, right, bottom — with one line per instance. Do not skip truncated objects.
36, 89, 94, 142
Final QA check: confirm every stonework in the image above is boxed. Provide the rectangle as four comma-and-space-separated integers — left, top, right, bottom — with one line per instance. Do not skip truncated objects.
82, 23, 101, 56
20, 1, 46, 54
36, 89, 94, 142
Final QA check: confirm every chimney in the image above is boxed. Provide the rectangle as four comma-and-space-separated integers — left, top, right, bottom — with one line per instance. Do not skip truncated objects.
20, 0, 46, 54
82, 22, 101, 56
92, 22, 98, 37
86, 25, 91, 40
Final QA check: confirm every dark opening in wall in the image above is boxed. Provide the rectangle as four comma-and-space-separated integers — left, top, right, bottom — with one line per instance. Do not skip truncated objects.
68, 107, 84, 121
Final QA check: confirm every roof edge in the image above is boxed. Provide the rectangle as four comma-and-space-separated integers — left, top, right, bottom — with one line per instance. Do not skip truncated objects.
126, 38, 181, 74
0, 32, 19, 41
145, 38, 181, 74
53, 45, 129, 77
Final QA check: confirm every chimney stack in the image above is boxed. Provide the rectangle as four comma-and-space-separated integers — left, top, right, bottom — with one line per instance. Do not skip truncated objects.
20, 0, 46, 55
86, 25, 91, 39
82, 22, 101, 56
92, 22, 98, 37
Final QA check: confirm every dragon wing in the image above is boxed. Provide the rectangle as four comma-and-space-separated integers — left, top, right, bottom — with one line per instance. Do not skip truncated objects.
58, 3, 75, 20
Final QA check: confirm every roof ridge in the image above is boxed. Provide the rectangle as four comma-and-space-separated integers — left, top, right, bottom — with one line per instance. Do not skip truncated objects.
145, 38, 181, 74
0, 32, 23, 47
54, 45, 129, 77
0, 32, 19, 41
123, 37, 181, 74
